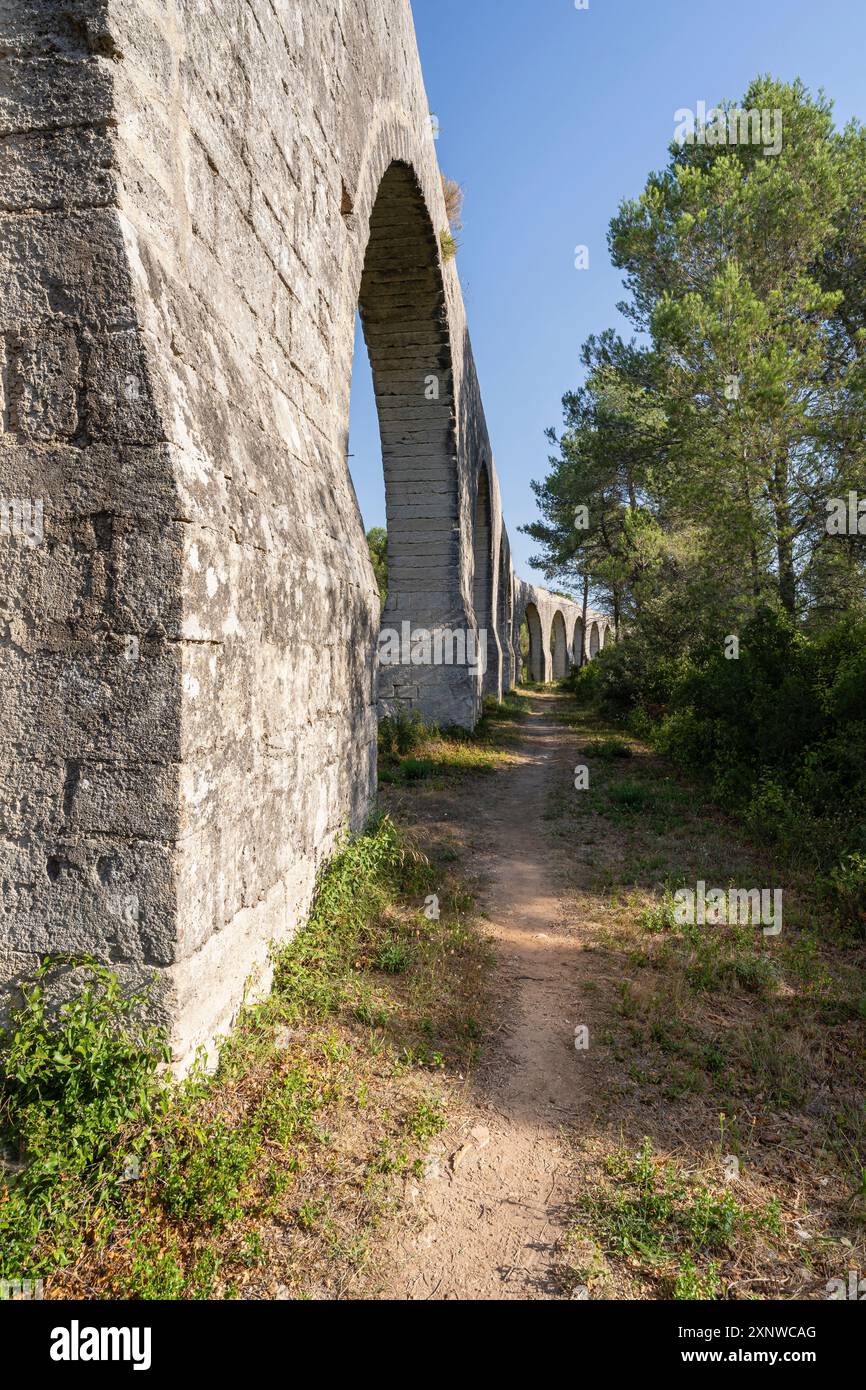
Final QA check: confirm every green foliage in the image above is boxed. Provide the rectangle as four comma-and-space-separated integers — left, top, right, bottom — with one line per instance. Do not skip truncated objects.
374, 940, 411, 975
439, 229, 458, 262
378, 712, 438, 784
572, 608, 866, 918
403, 1099, 446, 1142
379, 710, 433, 761
377, 699, 524, 786
517, 619, 530, 680
575, 1139, 778, 1298
639, 893, 680, 934
826, 853, 866, 930
154, 1115, 259, 1230
565, 660, 602, 705
581, 737, 633, 760
0, 962, 169, 1275
366, 527, 388, 604
274, 816, 422, 1014
1, 962, 167, 1170
606, 76, 864, 623
608, 780, 653, 812
0, 817, 457, 1292
674, 1255, 722, 1301
482, 691, 531, 722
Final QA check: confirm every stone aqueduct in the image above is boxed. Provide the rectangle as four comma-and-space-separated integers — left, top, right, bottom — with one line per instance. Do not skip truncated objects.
0, 0, 612, 1063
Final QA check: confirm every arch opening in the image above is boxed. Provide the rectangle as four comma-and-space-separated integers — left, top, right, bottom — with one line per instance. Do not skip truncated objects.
348, 160, 473, 726
517, 616, 529, 682
473, 463, 495, 694
589, 621, 601, 659
523, 602, 544, 683
496, 544, 513, 693
551, 610, 569, 680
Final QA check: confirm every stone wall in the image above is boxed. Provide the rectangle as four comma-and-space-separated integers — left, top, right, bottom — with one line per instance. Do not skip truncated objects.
0, 0, 612, 1067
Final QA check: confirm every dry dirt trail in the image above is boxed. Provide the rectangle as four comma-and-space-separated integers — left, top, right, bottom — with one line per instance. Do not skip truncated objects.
381, 692, 591, 1300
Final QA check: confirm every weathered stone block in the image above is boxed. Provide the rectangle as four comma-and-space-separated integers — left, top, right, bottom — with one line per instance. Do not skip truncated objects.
8, 322, 79, 438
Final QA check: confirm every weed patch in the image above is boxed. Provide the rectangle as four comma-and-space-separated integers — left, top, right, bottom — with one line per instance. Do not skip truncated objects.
0, 818, 491, 1300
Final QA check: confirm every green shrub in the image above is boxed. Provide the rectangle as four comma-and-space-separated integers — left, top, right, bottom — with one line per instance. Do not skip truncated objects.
0, 961, 169, 1277
565, 661, 602, 705
379, 710, 433, 760
608, 781, 653, 812
1, 962, 167, 1160
0, 817, 442, 1290
598, 609, 866, 903
582, 737, 633, 760
825, 853, 866, 932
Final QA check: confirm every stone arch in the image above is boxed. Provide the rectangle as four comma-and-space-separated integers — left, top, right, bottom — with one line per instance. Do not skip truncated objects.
550, 610, 569, 680
473, 460, 496, 694
588, 621, 601, 659
524, 602, 544, 682
353, 160, 469, 724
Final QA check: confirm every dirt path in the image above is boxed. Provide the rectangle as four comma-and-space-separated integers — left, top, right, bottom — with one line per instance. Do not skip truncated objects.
376, 689, 864, 1304
381, 693, 586, 1300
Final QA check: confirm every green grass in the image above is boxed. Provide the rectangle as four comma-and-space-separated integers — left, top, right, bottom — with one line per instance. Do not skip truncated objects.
379, 711, 431, 760
272, 815, 431, 1015
568, 1140, 781, 1300
379, 757, 435, 785
377, 696, 525, 787
403, 1099, 446, 1142
481, 691, 531, 723
607, 780, 654, 813
581, 738, 633, 760
374, 941, 412, 975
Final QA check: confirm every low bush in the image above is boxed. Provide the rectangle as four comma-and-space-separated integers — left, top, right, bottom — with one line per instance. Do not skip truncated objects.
569, 608, 866, 922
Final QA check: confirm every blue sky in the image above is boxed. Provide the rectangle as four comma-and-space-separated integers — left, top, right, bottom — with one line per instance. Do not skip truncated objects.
348, 0, 866, 585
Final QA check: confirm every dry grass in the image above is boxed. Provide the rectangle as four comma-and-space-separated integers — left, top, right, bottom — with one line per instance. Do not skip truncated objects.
546, 696, 866, 1300
441, 173, 464, 231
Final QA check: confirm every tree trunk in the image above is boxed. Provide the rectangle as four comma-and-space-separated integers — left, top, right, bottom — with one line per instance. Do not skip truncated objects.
773, 458, 797, 616
742, 462, 761, 600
